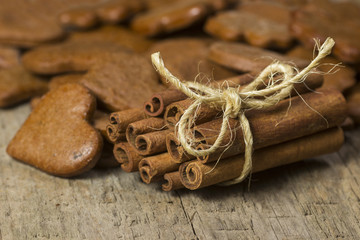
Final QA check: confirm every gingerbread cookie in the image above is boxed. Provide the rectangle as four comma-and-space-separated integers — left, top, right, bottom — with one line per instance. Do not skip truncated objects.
347, 83, 360, 125
0, 66, 48, 108
0, 46, 20, 68
59, 7, 99, 30
7, 83, 103, 177
31, 74, 84, 109
69, 25, 153, 53
146, 38, 236, 85
205, 2, 293, 49
287, 46, 356, 92
22, 41, 129, 75
0, 0, 114, 47
81, 52, 165, 111
143, 0, 180, 9
291, 1, 360, 63
25, 43, 164, 111
131, 0, 231, 36
59, 0, 146, 29
95, 0, 145, 24
49, 74, 84, 90
208, 41, 308, 73
23, 26, 152, 75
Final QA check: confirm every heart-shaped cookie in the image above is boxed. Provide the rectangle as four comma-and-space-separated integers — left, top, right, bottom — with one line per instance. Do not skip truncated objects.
7, 83, 103, 177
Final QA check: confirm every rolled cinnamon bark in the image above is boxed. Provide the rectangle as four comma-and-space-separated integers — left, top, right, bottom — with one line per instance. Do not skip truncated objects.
113, 142, 142, 172
166, 132, 196, 163
162, 171, 184, 191
164, 74, 323, 129
164, 99, 220, 129
143, 74, 265, 118
144, 89, 187, 117
135, 129, 172, 156
216, 73, 323, 93
180, 127, 344, 190
139, 153, 181, 184
126, 117, 166, 148
106, 108, 146, 143
195, 89, 346, 163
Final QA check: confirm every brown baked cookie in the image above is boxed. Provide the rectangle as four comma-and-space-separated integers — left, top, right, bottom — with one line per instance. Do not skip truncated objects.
291, 1, 360, 63
240, 0, 304, 9
7, 83, 103, 177
0, 0, 113, 47
22, 41, 129, 75
205, 2, 293, 49
95, 0, 145, 24
59, 0, 146, 29
69, 25, 153, 53
146, 38, 236, 85
143, 0, 180, 9
59, 7, 99, 30
287, 46, 356, 92
30, 96, 43, 110
30, 74, 84, 109
81, 52, 165, 111
347, 83, 360, 125
23, 26, 152, 75
131, 0, 231, 36
208, 41, 308, 73
0, 66, 48, 108
0, 46, 20, 68
49, 74, 84, 90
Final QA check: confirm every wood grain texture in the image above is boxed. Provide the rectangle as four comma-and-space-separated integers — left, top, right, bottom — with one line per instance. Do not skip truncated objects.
1, 103, 360, 239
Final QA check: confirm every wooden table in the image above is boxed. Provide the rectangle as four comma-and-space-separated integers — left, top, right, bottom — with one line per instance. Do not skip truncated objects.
1, 103, 360, 239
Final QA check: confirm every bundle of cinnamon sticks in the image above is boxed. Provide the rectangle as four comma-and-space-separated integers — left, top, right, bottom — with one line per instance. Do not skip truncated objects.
105, 69, 347, 191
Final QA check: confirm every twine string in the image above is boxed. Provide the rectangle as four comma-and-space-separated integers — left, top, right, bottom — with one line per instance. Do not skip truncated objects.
151, 37, 335, 185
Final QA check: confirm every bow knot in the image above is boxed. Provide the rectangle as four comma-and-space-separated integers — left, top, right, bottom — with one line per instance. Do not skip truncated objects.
222, 88, 242, 119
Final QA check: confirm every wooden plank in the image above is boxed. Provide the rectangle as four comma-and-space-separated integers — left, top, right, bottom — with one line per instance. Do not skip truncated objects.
1, 103, 360, 239
0, 104, 196, 239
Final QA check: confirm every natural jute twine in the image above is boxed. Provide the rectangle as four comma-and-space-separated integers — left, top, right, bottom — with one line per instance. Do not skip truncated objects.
151, 37, 335, 185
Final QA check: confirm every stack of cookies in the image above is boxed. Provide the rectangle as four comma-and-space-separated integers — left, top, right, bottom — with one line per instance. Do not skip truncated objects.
2, 0, 359, 188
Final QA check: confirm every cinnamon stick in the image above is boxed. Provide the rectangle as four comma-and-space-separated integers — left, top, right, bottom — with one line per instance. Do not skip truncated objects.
106, 108, 146, 143
126, 117, 166, 148
162, 171, 184, 191
144, 89, 187, 117
135, 129, 172, 156
143, 75, 256, 119
180, 127, 344, 190
215, 73, 323, 93
113, 142, 142, 172
139, 153, 181, 184
195, 89, 346, 163
164, 99, 220, 129
166, 132, 195, 163
164, 73, 323, 129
